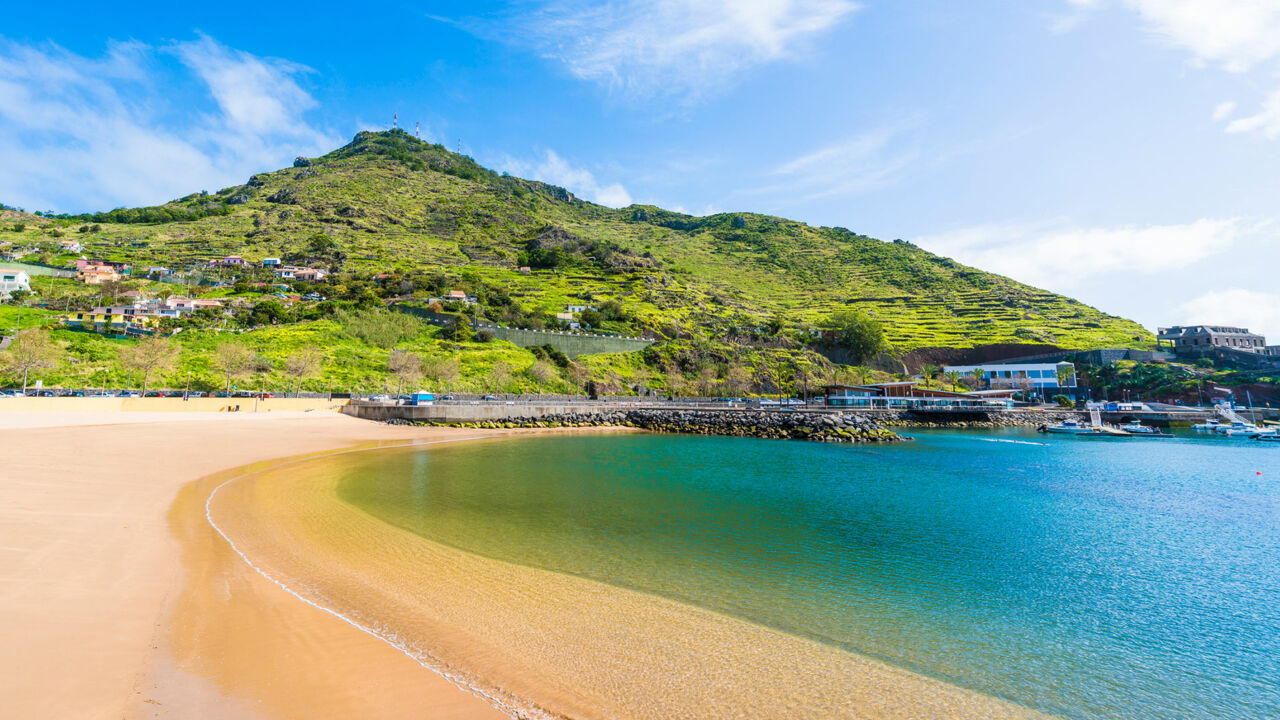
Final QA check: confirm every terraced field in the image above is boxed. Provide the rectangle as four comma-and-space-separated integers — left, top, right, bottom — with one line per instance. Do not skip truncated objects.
1, 129, 1151, 353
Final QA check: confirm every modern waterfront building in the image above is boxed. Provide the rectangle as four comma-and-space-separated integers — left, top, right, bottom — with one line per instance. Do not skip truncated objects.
0, 268, 31, 298
823, 382, 1016, 410
1266, 346, 1280, 357
1156, 325, 1267, 355
943, 362, 1077, 390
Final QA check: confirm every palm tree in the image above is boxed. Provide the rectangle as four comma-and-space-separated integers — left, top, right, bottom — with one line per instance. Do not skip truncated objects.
972, 367, 988, 390
944, 370, 963, 391
920, 364, 941, 388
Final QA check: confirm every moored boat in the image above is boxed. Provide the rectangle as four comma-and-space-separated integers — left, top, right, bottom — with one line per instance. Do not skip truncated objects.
1119, 422, 1171, 437
1039, 421, 1131, 436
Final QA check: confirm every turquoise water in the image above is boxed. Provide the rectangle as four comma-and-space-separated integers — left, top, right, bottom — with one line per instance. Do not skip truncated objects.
337, 430, 1280, 719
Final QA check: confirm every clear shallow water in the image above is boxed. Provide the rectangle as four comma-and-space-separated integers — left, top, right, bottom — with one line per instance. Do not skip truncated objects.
337, 430, 1280, 720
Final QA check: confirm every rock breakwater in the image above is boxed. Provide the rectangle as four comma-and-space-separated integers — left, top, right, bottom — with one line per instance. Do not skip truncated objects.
387, 409, 907, 443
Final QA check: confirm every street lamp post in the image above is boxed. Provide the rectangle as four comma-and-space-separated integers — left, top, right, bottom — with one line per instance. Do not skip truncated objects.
328, 376, 334, 401
185, 371, 192, 401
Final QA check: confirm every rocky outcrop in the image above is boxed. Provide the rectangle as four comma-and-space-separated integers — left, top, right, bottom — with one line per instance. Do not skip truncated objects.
388, 409, 908, 443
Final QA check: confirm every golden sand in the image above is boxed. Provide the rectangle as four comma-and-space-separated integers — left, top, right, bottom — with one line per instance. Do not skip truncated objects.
0, 412, 509, 720
201, 439, 1055, 720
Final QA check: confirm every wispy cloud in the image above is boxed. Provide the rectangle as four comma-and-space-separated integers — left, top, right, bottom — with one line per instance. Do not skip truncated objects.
500, 149, 633, 207
1061, 1, 1280, 139
0, 36, 337, 213
497, 0, 861, 102
1176, 289, 1280, 340
744, 126, 919, 203
914, 218, 1250, 291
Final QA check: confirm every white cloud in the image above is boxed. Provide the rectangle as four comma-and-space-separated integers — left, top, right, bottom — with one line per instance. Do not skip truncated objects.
0, 37, 337, 213
507, 0, 860, 100
1176, 289, 1280, 340
1120, 0, 1280, 73
914, 218, 1245, 290
1065, 1, 1280, 139
1225, 87, 1280, 138
500, 149, 633, 207
753, 127, 919, 201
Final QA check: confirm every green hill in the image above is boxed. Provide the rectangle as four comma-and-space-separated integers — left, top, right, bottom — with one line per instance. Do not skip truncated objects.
9, 129, 1149, 352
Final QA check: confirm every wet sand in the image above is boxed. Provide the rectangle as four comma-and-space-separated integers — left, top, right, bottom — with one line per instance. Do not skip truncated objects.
0, 412, 511, 720
205, 440, 1056, 720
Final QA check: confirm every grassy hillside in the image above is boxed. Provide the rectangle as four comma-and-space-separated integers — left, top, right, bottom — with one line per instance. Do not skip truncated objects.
1, 130, 1150, 352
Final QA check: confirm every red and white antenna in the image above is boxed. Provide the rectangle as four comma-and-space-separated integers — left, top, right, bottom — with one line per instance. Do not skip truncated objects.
415, 121, 420, 139
393, 112, 398, 129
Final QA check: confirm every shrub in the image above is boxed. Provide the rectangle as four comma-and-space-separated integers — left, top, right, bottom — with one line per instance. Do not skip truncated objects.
1052, 394, 1074, 408
337, 308, 424, 348
12, 222, 25, 232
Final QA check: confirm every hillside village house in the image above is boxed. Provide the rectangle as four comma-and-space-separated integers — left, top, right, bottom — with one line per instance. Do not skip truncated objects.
0, 269, 31, 298
77, 264, 120, 285
1157, 325, 1267, 355
944, 362, 1078, 391
273, 266, 327, 281
59, 239, 83, 253
208, 255, 249, 268
261, 257, 281, 267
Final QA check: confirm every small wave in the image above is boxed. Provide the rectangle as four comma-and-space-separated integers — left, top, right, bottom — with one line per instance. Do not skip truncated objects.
975, 438, 1048, 446
204, 436, 551, 720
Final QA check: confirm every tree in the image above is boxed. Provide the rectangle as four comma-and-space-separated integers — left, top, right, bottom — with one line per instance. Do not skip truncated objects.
944, 370, 963, 391
696, 366, 719, 396
424, 355, 461, 391
1, 328, 59, 391
527, 360, 556, 386
489, 361, 512, 393
819, 310, 886, 363
213, 343, 252, 394
566, 362, 589, 392
920, 364, 941, 388
283, 348, 322, 395
972, 367, 988, 390
119, 337, 179, 393
1055, 365, 1075, 389
387, 349, 423, 394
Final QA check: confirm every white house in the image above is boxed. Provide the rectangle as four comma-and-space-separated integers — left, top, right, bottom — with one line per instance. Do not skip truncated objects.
943, 361, 1077, 390
0, 269, 31, 298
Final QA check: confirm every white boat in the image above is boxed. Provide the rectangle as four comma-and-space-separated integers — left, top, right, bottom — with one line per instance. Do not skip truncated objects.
1119, 422, 1171, 437
1214, 422, 1255, 435
1192, 420, 1223, 431
1039, 421, 1130, 436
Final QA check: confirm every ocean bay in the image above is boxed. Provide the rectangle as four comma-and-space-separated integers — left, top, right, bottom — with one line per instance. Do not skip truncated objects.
336, 430, 1280, 720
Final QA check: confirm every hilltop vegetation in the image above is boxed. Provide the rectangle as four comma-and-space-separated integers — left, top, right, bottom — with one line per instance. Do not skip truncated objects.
2, 130, 1149, 349
0, 130, 1156, 395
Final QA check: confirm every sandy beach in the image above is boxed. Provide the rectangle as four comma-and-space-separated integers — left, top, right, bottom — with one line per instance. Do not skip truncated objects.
1, 409, 1051, 719
0, 411, 510, 720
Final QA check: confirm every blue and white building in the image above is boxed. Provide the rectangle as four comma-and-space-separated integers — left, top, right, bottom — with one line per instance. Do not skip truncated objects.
944, 362, 1077, 390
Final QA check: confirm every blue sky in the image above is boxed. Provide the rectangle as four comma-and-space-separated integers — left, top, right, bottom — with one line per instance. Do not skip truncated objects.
2, 1, 1279, 339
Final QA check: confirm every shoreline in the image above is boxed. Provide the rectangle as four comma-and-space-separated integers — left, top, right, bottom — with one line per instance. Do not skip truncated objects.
3, 410, 1052, 719
200, 432, 1055, 720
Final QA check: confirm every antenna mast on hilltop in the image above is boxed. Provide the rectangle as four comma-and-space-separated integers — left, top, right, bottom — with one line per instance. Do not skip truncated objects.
393, 112, 398, 129
415, 121, 420, 139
